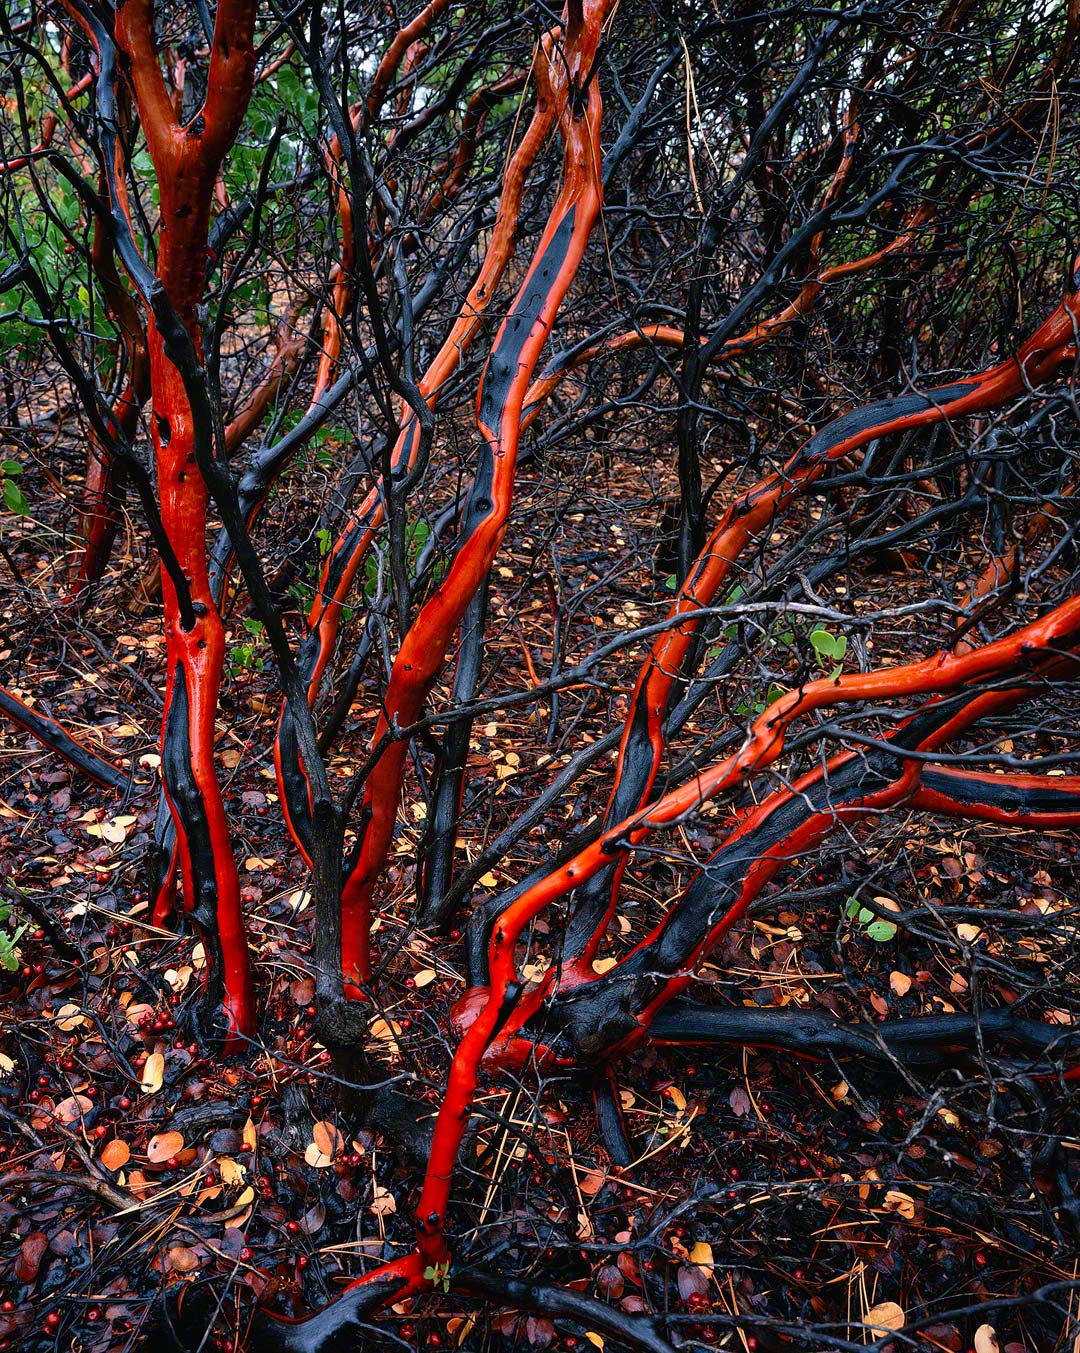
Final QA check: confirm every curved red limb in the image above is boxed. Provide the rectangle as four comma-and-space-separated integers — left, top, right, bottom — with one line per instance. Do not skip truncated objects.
338, 2, 610, 994
558, 268, 1080, 977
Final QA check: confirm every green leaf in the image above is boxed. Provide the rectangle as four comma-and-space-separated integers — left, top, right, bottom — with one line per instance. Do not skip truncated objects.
865, 920, 898, 943
809, 628, 838, 659
0, 923, 27, 972
845, 897, 861, 919
2, 479, 28, 515
1, 460, 22, 475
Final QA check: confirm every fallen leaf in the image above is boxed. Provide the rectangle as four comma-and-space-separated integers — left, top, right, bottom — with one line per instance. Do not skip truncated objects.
147, 1130, 185, 1163
974, 1326, 999, 1353
864, 1301, 904, 1331
883, 1189, 916, 1220
413, 968, 437, 988
16, 1232, 48, 1283
688, 1241, 714, 1270
100, 1139, 130, 1171
370, 1184, 396, 1216
219, 1158, 247, 1187
53, 1094, 92, 1124
368, 1019, 402, 1055
312, 1121, 343, 1160
167, 1246, 200, 1273
579, 1169, 606, 1196
141, 1053, 165, 1094
55, 1003, 85, 1031
889, 971, 912, 996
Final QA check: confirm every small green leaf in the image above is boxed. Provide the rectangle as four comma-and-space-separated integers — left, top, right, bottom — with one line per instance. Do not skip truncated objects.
664, 574, 678, 591
845, 897, 861, 919
809, 628, 835, 656
2, 479, 28, 515
1, 460, 22, 475
865, 920, 898, 943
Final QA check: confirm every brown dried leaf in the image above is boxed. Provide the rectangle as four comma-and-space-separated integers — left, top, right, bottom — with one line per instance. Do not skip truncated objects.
53, 1094, 92, 1124
16, 1232, 49, 1283
167, 1246, 200, 1273
578, 1169, 606, 1196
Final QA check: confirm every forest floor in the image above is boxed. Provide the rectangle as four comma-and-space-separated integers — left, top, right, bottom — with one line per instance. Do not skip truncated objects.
0, 410, 1078, 1353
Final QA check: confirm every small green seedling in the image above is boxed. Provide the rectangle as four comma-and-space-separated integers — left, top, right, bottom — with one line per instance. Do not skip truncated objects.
423, 1260, 451, 1292
229, 618, 266, 674
810, 628, 848, 679
0, 897, 28, 972
845, 896, 897, 943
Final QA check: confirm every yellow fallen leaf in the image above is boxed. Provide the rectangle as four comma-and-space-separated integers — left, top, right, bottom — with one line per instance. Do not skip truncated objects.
55, 1003, 85, 1031
219, 1158, 246, 1187
591, 957, 617, 975
478, 872, 498, 888
688, 1241, 714, 1270
141, 1053, 165, 1094
883, 1189, 916, 1220
864, 1301, 904, 1331
304, 1141, 335, 1169
369, 1019, 402, 1055
448, 1314, 476, 1346
413, 968, 437, 988
585, 1335, 604, 1350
